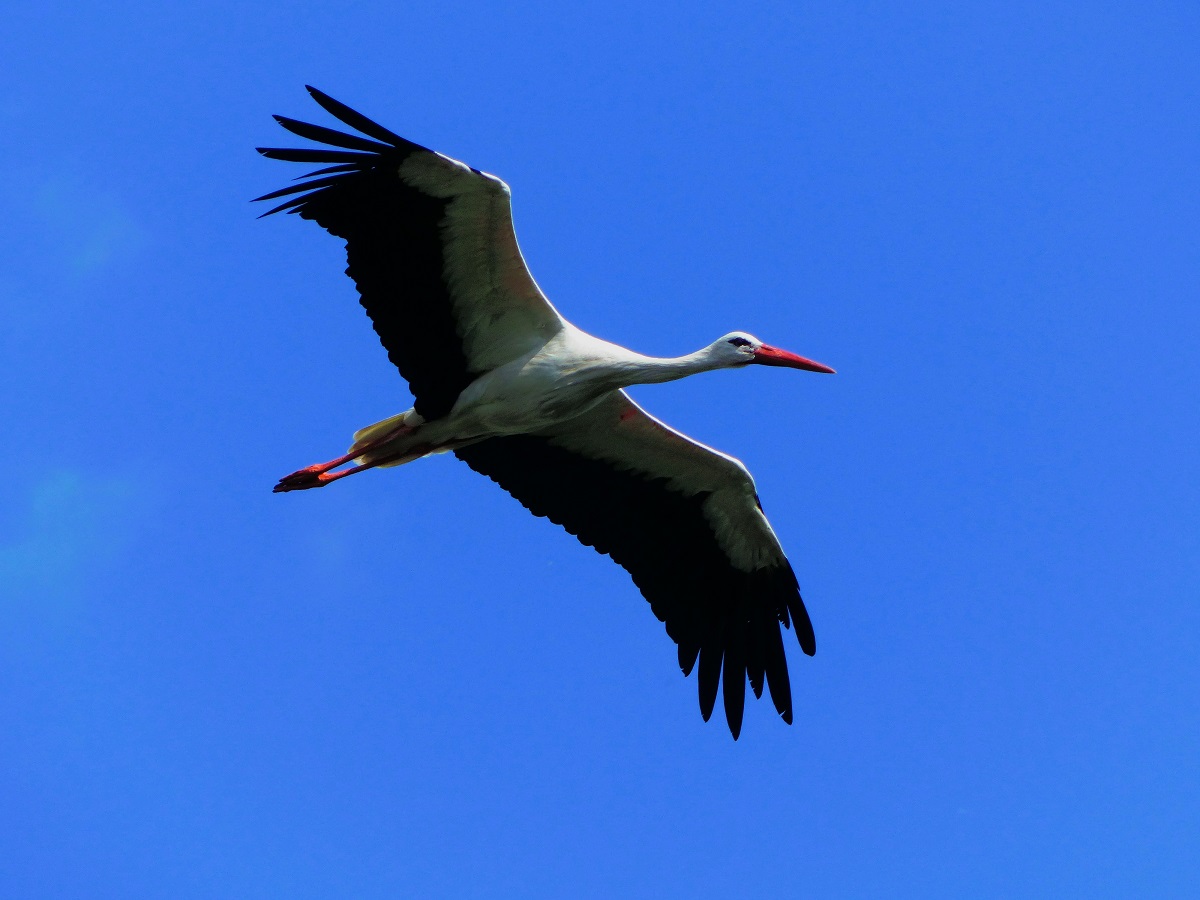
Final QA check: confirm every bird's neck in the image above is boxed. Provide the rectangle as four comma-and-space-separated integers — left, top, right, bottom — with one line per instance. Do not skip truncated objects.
611, 347, 723, 387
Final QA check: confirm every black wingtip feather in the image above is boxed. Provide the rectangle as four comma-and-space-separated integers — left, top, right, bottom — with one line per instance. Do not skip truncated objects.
792, 600, 817, 656
258, 191, 323, 217
764, 624, 793, 721
304, 85, 418, 150
292, 164, 362, 180
698, 645, 722, 722
721, 610, 747, 738
747, 607, 767, 700
272, 115, 396, 154
678, 642, 700, 677
252, 174, 348, 204
722, 649, 746, 740
257, 147, 376, 164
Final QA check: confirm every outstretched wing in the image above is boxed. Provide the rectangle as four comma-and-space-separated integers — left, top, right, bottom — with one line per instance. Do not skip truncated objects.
455, 392, 815, 739
256, 86, 566, 421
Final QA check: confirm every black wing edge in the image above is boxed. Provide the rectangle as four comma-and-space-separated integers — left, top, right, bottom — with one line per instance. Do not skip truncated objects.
456, 435, 816, 740
253, 86, 432, 216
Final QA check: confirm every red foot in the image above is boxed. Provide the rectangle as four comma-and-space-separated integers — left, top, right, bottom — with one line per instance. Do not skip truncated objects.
273, 467, 337, 492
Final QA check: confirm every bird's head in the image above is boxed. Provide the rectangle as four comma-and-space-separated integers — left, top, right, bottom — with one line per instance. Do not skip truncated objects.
711, 332, 836, 373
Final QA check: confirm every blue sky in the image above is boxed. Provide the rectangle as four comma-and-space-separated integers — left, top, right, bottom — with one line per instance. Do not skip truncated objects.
2, 1, 1198, 896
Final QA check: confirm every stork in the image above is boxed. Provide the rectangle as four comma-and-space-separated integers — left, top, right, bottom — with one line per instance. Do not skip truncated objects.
256, 87, 835, 739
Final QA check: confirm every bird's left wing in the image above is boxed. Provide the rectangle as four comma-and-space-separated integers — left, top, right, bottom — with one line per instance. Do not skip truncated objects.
256, 86, 566, 421
455, 391, 815, 739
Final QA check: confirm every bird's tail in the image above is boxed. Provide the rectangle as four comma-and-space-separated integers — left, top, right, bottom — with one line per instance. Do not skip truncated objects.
348, 409, 417, 454
347, 408, 465, 469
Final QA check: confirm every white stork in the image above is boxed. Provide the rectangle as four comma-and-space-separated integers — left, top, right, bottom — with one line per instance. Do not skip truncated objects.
256, 87, 835, 739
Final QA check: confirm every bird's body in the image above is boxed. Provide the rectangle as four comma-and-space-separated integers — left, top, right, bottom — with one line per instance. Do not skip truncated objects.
257, 87, 834, 738
341, 331, 802, 465
427, 330, 644, 433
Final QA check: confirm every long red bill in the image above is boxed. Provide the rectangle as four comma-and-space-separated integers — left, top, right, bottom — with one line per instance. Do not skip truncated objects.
752, 344, 836, 373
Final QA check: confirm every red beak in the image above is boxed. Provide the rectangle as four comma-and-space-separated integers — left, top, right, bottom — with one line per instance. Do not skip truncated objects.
752, 344, 836, 374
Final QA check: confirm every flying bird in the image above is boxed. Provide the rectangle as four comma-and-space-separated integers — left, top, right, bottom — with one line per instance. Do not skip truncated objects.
256, 87, 835, 739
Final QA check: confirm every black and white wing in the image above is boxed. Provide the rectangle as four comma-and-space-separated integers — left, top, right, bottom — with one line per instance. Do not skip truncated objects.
455, 392, 816, 739
256, 86, 565, 421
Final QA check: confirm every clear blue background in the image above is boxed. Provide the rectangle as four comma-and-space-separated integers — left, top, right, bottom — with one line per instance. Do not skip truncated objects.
2, 2, 1197, 897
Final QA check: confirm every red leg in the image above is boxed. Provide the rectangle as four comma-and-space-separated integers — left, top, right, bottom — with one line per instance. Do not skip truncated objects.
273, 422, 415, 492
272, 438, 473, 493
274, 443, 438, 493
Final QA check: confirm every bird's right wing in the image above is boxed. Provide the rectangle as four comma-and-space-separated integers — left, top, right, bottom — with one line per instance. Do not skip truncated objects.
455, 392, 815, 739
256, 86, 566, 421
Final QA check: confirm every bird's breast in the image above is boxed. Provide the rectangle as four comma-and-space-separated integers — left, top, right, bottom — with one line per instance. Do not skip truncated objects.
448, 355, 612, 435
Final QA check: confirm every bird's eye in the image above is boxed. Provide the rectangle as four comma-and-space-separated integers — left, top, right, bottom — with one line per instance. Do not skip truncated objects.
727, 337, 752, 348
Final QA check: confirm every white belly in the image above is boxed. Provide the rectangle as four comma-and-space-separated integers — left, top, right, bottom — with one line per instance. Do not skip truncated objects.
429, 326, 655, 439
445, 350, 614, 436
